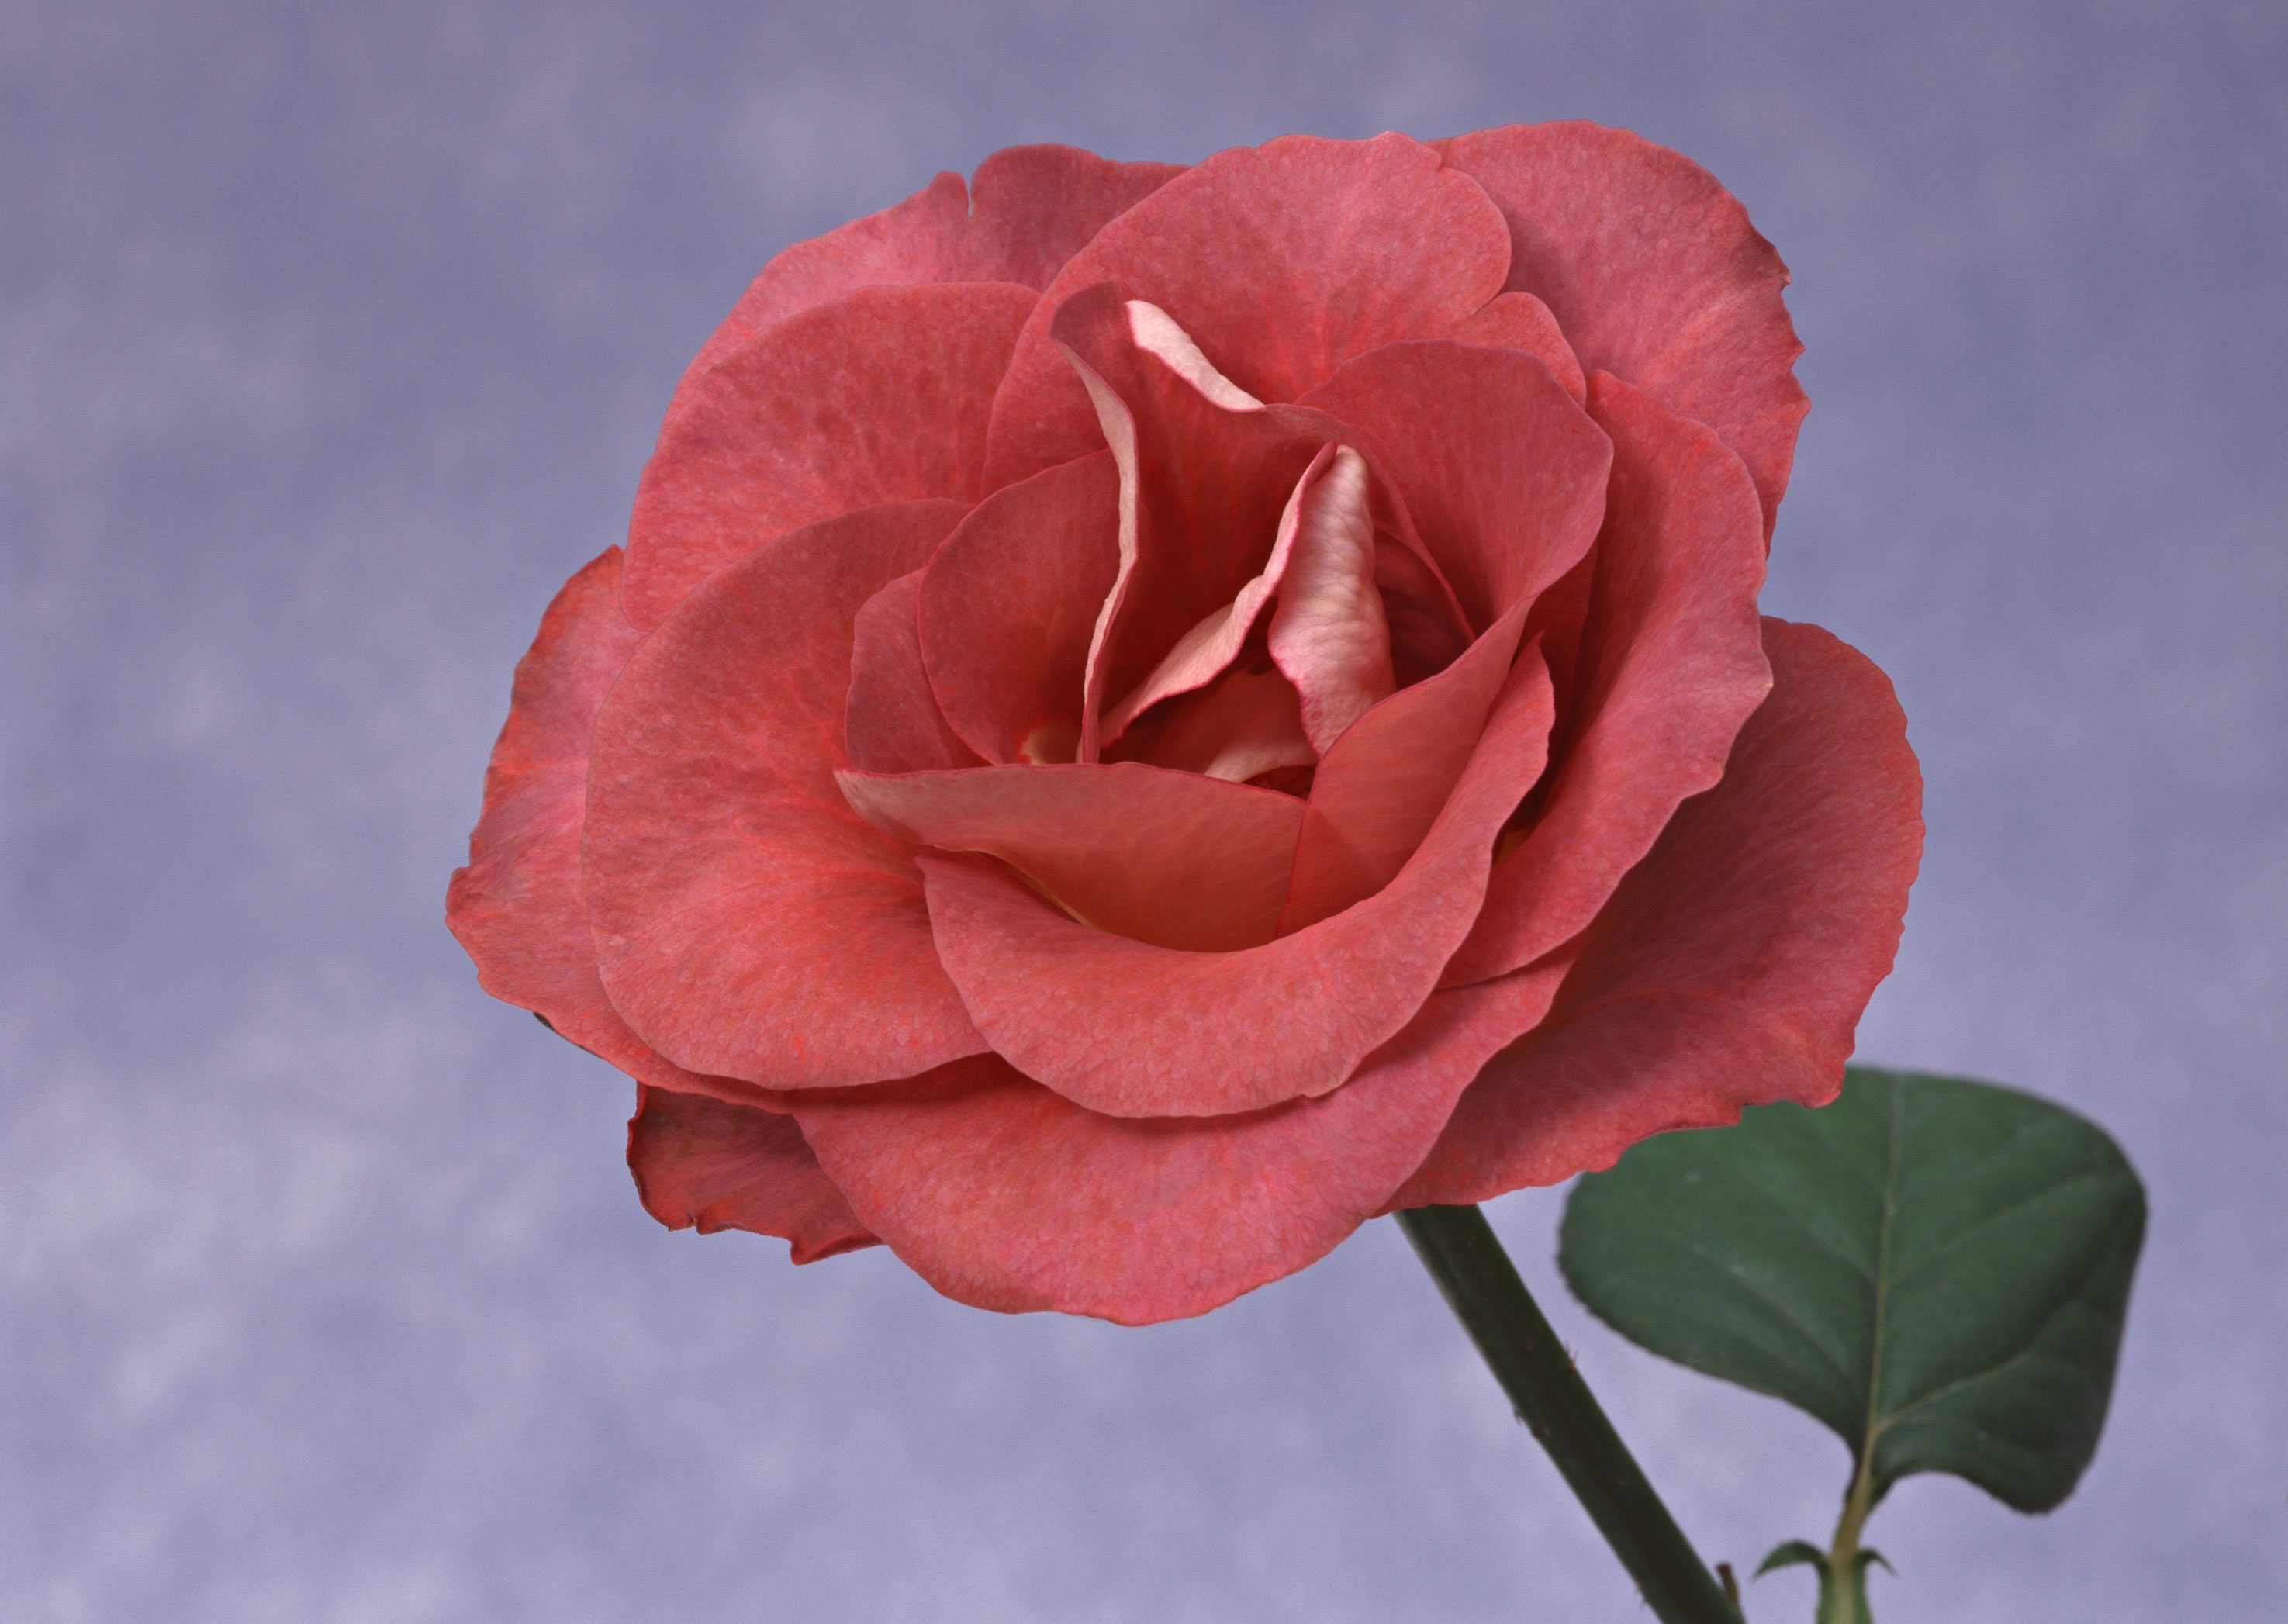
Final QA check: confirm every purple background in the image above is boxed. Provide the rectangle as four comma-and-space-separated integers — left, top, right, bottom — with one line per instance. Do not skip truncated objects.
7, 2, 2283, 1619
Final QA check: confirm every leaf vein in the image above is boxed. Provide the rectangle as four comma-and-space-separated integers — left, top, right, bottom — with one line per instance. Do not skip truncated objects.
1636, 1207, 1864, 1393
1875, 1257, 2121, 1432
1885, 1166, 2118, 1291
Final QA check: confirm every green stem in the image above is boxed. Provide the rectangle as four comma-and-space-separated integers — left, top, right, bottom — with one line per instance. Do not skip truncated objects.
1817, 1447, 1880, 1624
1397, 1204, 1743, 1624
1816, 1091, 1899, 1624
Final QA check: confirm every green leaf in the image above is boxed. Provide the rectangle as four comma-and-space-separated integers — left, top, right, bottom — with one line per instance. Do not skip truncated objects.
1754, 1540, 1827, 1577
1557, 1067, 2145, 1512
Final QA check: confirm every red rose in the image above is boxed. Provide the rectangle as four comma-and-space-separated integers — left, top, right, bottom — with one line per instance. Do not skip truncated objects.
448, 126, 1922, 1325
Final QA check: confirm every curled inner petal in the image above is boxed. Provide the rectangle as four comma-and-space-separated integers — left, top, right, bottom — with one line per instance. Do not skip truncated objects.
1267, 444, 1393, 753
1049, 283, 1339, 752
1115, 659, 1317, 785
1063, 345, 1144, 763
1125, 299, 1267, 411
1098, 442, 1338, 745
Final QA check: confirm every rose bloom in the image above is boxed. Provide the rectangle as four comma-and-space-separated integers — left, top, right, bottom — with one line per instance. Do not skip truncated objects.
448, 125, 1922, 1325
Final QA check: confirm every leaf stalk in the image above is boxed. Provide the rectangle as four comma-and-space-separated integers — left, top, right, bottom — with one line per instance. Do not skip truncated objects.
1815, 1447, 1887, 1624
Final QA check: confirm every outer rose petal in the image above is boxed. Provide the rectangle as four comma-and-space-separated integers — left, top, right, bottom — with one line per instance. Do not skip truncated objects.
1450, 290, 1586, 403
445, 547, 775, 1110
623, 282, 1035, 629
673, 146, 1186, 399
1443, 371, 1771, 986
914, 646, 1557, 1119
1388, 617, 1923, 1208
984, 133, 1513, 490
627, 1084, 879, 1264
1435, 122, 1809, 537
586, 501, 991, 1088
789, 957, 1567, 1324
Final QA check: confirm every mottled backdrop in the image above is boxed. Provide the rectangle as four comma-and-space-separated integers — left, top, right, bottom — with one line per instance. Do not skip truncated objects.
5, 2, 2282, 1619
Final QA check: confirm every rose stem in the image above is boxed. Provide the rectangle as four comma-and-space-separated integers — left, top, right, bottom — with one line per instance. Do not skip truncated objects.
1396, 1204, 1743, 1624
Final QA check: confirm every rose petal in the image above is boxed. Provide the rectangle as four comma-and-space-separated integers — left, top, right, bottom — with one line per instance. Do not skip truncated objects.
626, 1083, 879, 1263
918, 451, 1122, 766
1375, 535, 1476, 688
1062, 344, 1146, 764
1297, 339, 1611, 634
1450, 289, 1586, 403
1049, 285, 1334, 752
914, 645, 1557, 1118
1436, 122, 1809, 538
623, 282, 1035, 630
587, 501, 991, 1087
837, 762, 1305, 953
1279, 626, 1548, 935
1046, 293, 1470, 763
1267, 444, 1394, 752
1442, 370, 1772, 986
1117, 662, 1318, 784
1099, 442, 1338, 745
674, 146, 1186, 397
845, 570, 983, 774
790, 957, 1564, 1323
445, 547, 778, 1110
1123, 298, 1267, 411
985, 132, 1513, 491
959, 147, 1190, 291
1388, 617, 1924, 1207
